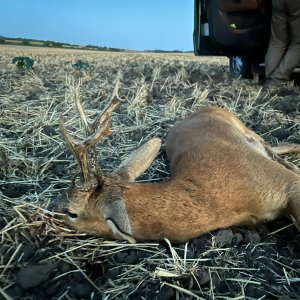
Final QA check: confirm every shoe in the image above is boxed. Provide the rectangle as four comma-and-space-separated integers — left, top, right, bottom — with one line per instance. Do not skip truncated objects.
264, 78, 289, 87
264, 79, 277, 86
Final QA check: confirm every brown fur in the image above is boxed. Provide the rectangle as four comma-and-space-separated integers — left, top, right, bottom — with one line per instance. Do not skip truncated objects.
52, 106, 300, 243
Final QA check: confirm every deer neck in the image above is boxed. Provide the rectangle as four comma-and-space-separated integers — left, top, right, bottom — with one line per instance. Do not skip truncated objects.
121, 178, 213, 242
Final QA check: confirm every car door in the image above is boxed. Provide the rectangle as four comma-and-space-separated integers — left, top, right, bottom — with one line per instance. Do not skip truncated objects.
194, 0, 271, 78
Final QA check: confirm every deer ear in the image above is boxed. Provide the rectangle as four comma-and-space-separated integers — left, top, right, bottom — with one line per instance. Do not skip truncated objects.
100, 198, 136, 243
115, 137, 161, 182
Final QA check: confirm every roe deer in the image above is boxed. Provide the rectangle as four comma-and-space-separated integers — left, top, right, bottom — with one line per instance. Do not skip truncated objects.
49, 80, 300, 243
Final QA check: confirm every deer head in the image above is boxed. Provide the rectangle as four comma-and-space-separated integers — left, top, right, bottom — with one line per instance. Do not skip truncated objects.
49, 80, 161, 243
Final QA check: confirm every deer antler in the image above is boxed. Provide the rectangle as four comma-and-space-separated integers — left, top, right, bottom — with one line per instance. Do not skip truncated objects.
60, 79, 122, 191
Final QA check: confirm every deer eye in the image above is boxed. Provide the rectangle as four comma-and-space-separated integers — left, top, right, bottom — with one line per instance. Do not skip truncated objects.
66, 211, 79, 221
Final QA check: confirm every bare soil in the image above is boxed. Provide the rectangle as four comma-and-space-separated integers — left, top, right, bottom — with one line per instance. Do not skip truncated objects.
0, 46, 299, 299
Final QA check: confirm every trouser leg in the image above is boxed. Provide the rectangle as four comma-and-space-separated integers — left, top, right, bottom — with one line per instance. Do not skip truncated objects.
265, 0, 289, 78
270, 4, 300, 82
271, 47, 300, 82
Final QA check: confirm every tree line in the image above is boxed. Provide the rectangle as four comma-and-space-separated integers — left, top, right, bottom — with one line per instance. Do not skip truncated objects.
0, 36, 125, 52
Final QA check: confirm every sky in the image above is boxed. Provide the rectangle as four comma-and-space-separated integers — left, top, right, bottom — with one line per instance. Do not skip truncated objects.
0, 0, 194, 51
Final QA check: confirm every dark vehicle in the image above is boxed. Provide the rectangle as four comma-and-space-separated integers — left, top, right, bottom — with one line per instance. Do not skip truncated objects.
194, 0, 272, 78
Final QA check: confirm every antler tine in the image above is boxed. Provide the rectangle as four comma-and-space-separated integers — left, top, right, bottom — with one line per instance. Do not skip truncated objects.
83, 117, 112, 147
83, 78, 122, 173
94, 79, 122, 130
59, 116, 96, 190
76, 80, 122, 147
74, 81, 93, 136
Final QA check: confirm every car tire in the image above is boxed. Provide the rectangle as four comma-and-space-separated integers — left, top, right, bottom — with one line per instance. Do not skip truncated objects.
229, 56, 253, 79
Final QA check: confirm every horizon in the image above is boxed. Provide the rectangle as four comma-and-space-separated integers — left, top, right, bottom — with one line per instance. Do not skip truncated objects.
0, 0, 194, 52
0, 35, 193, 52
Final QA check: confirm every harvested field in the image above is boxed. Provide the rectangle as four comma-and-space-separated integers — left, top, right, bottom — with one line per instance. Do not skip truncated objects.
0, 45, 300, 299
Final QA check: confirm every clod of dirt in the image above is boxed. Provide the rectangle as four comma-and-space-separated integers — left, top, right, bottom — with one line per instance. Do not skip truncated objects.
215, 229, 234, 246
19, 244, 35, 261
291, 258, 300, 268
51, 162, 68, 176
289, 236, 300, 258
244, 231, 262, 244
45, 283, 61, 297
176, 244, 195, 259
0, 183, 29, 198
210, 273, 221, 290
72, 270, 86, 283
86, 260, 108, 279
106, 267, 120, 281
0, 244, 10, 256
6, 284, 23, 299
124, 250, 138, 264
196, 268, 210, 285
276, 225, 299, 247
70, 282, 94, 299
218, 280, 231, 294
114, 251, 128, 263
158, 285, 175, 299
42, 125, 57, 136
16, 263, 57, 290
113, 249, 138, 264
60, 262, 72, 274
271, 126, 292, 140
245, 286, 268, 299
232, 232, 243, 245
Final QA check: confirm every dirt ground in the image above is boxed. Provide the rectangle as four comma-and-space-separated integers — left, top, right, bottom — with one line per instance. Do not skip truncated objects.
0, 46, 300, 299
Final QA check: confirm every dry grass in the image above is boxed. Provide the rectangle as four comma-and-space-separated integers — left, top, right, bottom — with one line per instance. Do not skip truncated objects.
0, 45, 299, 299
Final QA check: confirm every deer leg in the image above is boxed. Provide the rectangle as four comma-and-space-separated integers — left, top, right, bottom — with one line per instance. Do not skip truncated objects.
286, 184, 300, 231
271, 144, 300, 155
264, 143, 300, 230
289, 200, 300, 231
244, 129, 300, 175
263, 144, 300, 175
265, 143, 300, 229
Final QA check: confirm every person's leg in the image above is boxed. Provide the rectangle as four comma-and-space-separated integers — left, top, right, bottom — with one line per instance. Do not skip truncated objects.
270, 0, 300, 82
265, 0, 289, 79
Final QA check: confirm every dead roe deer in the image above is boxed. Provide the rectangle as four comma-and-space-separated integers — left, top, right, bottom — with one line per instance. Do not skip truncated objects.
49, 80, 300, 243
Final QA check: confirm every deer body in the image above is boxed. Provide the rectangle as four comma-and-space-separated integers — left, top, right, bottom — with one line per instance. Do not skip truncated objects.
121, 107, 299, 242
51, 83, 300, 243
